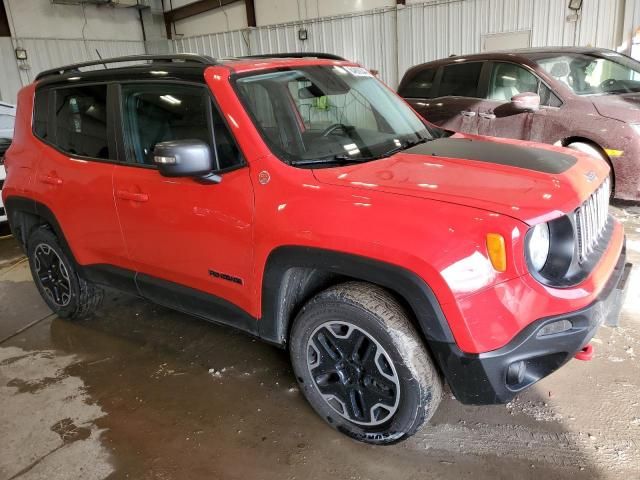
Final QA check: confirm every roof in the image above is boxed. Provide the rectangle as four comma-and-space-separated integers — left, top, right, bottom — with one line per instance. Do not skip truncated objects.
34, 52, 349, 87
401, 47, 620, 77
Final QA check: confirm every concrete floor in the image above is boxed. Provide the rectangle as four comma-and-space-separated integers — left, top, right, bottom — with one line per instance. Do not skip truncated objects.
0, 209, 639, 480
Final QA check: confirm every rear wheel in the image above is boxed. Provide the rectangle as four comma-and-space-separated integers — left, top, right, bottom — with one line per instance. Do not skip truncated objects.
27, 227, 103, 319
290, 282, 442, 444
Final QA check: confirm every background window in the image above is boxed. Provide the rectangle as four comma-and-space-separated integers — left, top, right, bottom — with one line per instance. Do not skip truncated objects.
399, 68, 437, 98
438, 62, 482, 97
487, 63, 539, 101
122, 84, 241, 170
55, 85, 109, 159
33, 90, 48, 140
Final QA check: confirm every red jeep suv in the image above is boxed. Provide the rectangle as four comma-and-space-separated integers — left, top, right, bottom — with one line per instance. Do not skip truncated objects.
2, 53, 631, 444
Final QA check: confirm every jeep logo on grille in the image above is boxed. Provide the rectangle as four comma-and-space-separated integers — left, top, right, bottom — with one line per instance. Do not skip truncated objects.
584, 170, 597, 182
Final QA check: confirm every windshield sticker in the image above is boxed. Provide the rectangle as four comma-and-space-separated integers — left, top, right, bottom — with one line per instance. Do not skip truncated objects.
344, 66, 372, 77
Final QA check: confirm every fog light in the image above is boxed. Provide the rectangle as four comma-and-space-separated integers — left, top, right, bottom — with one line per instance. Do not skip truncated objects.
537, 319, 572, 337
507, 360, 526, 386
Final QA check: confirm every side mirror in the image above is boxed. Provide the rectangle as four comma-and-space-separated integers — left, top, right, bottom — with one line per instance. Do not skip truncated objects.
511, 92, 540, 112
153, 139, 221, 183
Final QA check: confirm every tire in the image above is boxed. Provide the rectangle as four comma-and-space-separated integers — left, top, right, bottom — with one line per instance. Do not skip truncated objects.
290, 282, 442, 445
27, 227, 103, 319
566, 142, 615, 196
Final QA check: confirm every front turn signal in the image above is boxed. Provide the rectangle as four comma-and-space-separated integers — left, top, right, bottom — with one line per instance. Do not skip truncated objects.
486, 233, 507, 272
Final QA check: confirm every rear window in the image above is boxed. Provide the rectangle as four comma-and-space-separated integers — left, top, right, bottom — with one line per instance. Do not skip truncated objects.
33, 90, 49, 140
54, 85, 109, 159
437, 62, 483, 98
400, 68, 437, 98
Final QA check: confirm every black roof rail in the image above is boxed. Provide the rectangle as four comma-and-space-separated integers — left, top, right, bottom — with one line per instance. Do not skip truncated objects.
241, 52, 346, 61
35, 53, 218, 81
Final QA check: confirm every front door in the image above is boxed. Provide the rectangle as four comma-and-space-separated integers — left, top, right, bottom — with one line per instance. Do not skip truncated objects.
476, 62, 540, 140
112, 82, 255, 315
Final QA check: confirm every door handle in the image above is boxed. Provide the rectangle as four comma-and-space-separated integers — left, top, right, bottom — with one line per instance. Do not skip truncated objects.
460, 110, 476, 117
116, 190, 149, 202
38, 174, 63, 186
479, 112, 496, 120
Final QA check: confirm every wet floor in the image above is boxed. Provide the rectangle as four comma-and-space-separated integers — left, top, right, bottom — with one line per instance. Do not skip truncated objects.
0, 210, 639, 480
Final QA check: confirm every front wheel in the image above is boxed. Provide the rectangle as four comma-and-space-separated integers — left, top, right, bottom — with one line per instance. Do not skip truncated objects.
566, 142, 614, 197
290, 282, 442, 444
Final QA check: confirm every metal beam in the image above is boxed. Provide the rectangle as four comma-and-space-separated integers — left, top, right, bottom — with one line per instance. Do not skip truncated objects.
245, 0, 256, 27
164, 0, 240, 23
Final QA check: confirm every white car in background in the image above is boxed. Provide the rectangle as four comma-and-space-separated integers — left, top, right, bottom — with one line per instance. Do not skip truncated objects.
0, 102, 15, 224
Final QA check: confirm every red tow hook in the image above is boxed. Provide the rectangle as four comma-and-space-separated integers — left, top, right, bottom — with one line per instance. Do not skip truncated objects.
575, 343, 594, 361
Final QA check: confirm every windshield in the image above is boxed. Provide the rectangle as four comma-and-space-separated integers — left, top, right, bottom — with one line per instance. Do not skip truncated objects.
235, 65, 437, 166
533, 51, 640, 96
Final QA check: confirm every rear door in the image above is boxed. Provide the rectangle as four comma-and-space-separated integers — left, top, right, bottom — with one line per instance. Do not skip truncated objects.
112, 82, 255, 314
30, 84, 128, 268
476, 62, 540, 139
420, 61, 484, 134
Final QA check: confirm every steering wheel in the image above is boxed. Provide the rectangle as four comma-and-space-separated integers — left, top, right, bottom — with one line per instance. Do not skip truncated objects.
599, 78, 621, 90
321, 123, 351, 137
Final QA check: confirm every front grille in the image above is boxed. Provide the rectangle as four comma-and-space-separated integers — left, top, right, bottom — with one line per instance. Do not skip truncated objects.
575, 177, 610, 263
0, 207, 5, 217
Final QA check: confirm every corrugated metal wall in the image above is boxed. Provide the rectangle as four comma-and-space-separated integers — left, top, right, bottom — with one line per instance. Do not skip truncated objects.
1, 37, 146, 103
172, 29, 250, 58
171, 8, 398, 86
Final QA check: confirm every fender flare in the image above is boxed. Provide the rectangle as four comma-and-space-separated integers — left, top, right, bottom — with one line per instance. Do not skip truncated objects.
4, 195, 74, 261
259, 246, 455, 347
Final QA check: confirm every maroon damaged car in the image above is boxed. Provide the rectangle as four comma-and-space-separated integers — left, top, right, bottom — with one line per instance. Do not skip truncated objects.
398, 47, 640, 201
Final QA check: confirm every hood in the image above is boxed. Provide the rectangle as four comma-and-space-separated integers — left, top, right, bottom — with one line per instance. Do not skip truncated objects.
312, 135, 609, 225
591, 93, 640, 123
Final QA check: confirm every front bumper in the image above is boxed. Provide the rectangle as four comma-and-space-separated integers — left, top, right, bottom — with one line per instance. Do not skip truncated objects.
430, 243, 632, 405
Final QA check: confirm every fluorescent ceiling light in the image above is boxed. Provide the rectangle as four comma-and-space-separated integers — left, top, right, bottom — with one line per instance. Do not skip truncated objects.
160, 95, 181, 105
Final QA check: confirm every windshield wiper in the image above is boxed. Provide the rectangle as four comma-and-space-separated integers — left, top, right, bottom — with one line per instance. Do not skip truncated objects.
376, 136, 431, 159
291, 154, 376, 167
291, 136, 432, 167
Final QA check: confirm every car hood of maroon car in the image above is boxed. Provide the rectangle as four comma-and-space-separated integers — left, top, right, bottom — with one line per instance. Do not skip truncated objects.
591, 93, 640, 123
312, 134, 610, 225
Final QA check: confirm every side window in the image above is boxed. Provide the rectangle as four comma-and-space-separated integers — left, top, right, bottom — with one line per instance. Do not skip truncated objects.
399, 68, 437, 98
538, 82, 562, 107
487, 63, 539, 101
437, 62, 483, 98
55, 85, 109, 159
33, 90, 48, 140
121, 84, 241, 170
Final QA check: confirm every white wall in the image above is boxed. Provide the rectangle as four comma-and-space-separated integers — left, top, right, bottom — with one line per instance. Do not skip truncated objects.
166, 0, 396, 34
255, 0, 394, 26
173, 2, 247, 36
4, 0, 144, 40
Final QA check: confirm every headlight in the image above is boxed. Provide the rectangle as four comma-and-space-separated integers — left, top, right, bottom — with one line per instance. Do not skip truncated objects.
630, 123, 640, 136
527, 223, 550, 271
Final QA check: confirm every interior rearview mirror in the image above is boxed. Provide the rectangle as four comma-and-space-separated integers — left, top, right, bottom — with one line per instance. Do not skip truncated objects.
153, 139, 221, 184
511, 92, 540, 112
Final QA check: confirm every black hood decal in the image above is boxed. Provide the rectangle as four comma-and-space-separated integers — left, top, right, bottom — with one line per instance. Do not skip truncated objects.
407, 137, 576, 174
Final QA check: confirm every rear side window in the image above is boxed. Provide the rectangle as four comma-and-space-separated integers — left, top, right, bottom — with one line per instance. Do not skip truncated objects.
400, 68, 437, 98
437, 62, 483, 98
54, 85, 109, 159
33, 90, 49, 140
121, 83, 242, 170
